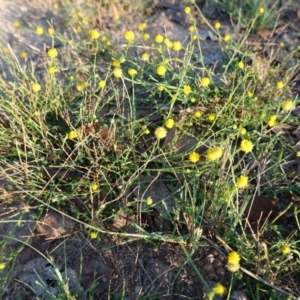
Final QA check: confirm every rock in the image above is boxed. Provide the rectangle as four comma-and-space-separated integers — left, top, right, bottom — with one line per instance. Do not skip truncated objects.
143, 258, 173, 297
36, 210, 76, 239
230, 290, 248, 300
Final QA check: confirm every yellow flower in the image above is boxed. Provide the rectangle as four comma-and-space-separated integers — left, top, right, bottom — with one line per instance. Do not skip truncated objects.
76, 11, 83, 18
146, 196, 153, 205
155, 127, 167, 139
214, 21, 221, 29
259, 7, 265, 14
48, 66, 56, 74
247, 91, 254, 98
124, 30, 135, 43
240, 139, 253, 153
157, 65, 167, 76
112, 59, 121, 67
207, 147, 223, 161
189, 25, 195, 32
189, 152, 200, 163
172, 41, 182, 52
228, 251, 240, 264
47, 48, 58, 59
113, 68, 123, 78
143, 33, 150, 41
227, 262, 240, 272
0, 263, 5, 270
164, 38, 173, 48
237, 61, 244, 69
200, 77, 210, 87
236, 175, 248, 188
20, 51, 27, 58
157, 85, 164, 91
155, 34, 164, 43
184, 6, 191, 14
98, 80, 106, 88
68, 39, 74, 45
68, 131, 78, 140
76, 25, 82, 32
53, 2, 59, 9
267, 117, 276, 127
48, 28, 55, 36
281, 245, 291, 255
141, 53, 149, 61
90, 29, 100, 40
194, 111, 202, 118
223, 34, 230, 42
212, 283, 226, 296
91, 183, 99, 191
240, 128, 247, 135
14, 20, 21, 27
138, 22, 147, 31
36, 27, 43, 35
113, 14, 119, 21
282, 100, 294, 111
276, 81, 284, 89
128, 68, 138, 76
297, 151, 300, 157
165, 118, 175, 129
192, 34, 198, 40
142, 125, 150, 134
279, 41, 285, 48
32, 83, 41, 92
190, 97, 196, 103
90, 232, 98, 239
183, 85, 192, 95
208, 113, 216, 121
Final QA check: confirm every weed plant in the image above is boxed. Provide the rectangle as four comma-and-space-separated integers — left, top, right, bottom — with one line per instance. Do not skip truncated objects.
0, 0, 299, 299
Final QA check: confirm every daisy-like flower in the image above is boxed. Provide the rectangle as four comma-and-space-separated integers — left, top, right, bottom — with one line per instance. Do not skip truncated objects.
200, 77, 210, 87
276, 81, 284, 89
143, 33, 150, 41
212, 283, 226, 296
48, 66, 56, 74
236, 175, 248, 188
156, 65, 167, 76
189, 152, 200, 163
91, 183, 99, 191
194, 111, 202, 118
98, 80, 106, 88
155, 34, 164, 43
240, 139, 253, 153
165, 118, 175, 129
184, 6, 191, 14
227, 251, 240, 272
207, 147, 223, 161
128, 68, 138, 76
207, 113, 215, 121
267, 115, 277, 127
237, 61, 244, 69
214, 21, 221, 29
36, 27, 43, 35
146, 196, 153, 205
90, 29, 100, 40
172, 41, 182, 52
183, 85, 192, 95
68, 131, 78, 140
113, 68, 123, 78
32, 83, 41, 92
47, 48, 58, 59
281, 245, 291, 255
124, 30, 135, 43
141, 53, 149, 61
282, 100, 294, 111
155, 127, 167, 139
90, 232, 98, 239
138, 22, 147, 31
223, 34, 230, 42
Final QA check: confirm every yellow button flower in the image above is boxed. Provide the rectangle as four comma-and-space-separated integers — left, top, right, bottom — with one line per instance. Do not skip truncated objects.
183, 85, 192, 95
156, 65, 167, 76
91, 183, 99, 191
155, 127, 167, 139
36, 27, 43, 35
155, 34, 164, 43
276, 81, 284, 89
281, 245, 291, 255
240, 139, 253, 153
47, 48, 58, 59
172, 41, 182, 51
128, 68, 138, 76
124, 30, 135, 43
212, 283, 226, 296
32, 83, 41, 92
68, 131, 78, 140
113, 68, 123, 78
165, 118, 175, 129
200, 77, 210, 87
214, 21, 221, 29
90, 232, 98, 239
282, 100, 294, 111
189, 152, 200, 163
207, 147, 223, 161
90, 29, 100, 40
236, 175, 248, 188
